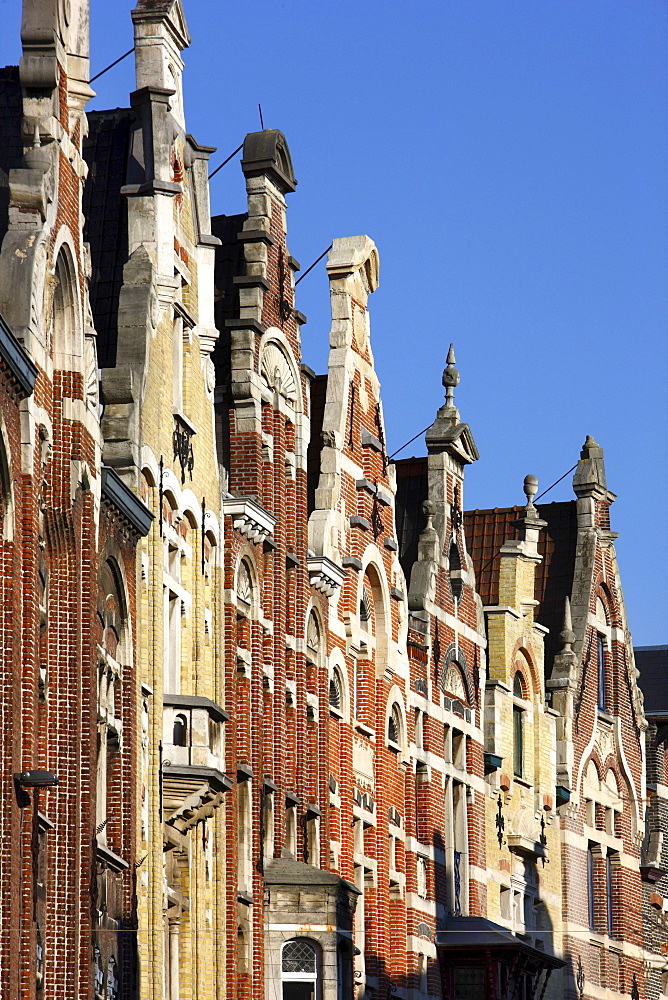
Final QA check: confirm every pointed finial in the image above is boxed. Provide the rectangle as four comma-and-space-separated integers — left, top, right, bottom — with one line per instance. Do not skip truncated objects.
580, 435, 601, 460
442, 343, 460, 408
523, 474, 538, 510
559, 596, 575, 652
33, 124, 41, 149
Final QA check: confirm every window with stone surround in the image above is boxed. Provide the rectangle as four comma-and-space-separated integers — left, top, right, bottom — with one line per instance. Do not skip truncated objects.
512, 669, 529, 780
96, 559, 130, 850
444, 725, 471, 915
281, 938, 320, 1000
582, 760, 622, 940
594, 597, 611, 713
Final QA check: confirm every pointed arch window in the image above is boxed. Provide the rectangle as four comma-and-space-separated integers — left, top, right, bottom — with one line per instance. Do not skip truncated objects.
512, 673, 525, 779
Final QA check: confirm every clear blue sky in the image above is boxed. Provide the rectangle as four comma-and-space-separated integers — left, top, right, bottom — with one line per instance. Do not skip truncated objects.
1, 1, 666, 644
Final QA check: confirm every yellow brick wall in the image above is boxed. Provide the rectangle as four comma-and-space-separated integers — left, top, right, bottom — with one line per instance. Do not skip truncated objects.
134, 143, 226, 1000
484, 547, 563, 996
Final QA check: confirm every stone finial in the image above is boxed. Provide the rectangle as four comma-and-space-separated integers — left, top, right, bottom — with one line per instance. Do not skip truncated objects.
559, 597, 575, 652
573, 434, 609, 498
523, 474, 538, 510
422, 499, 435, 530
580, 435, 602, 460
24, 125, 50, 174
442, 344, 460, 408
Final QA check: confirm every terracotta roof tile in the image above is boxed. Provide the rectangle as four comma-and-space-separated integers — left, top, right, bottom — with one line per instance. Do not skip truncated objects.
464, 500, 577, 672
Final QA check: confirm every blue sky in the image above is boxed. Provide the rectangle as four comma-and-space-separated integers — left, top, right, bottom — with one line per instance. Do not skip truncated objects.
1, 1, 666, 644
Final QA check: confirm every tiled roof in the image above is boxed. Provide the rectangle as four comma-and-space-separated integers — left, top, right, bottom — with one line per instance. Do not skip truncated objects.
0, 66, 23, 243
83, 109, 135, 367
635, 646, 668, 714
465, 500, 578, 671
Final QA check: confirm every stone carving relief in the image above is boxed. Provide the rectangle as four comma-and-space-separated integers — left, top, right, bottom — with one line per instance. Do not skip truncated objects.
237, 561, 252, 606
261, 343, 297, 402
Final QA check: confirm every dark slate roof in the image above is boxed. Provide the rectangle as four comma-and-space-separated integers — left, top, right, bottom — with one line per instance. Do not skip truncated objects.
210, 213, 247, 390
635, 646, 668, 714
436, 915, 564, 968
465, 501, 577, 672
212, 213, 246, 325
0, 66, 23, 243
394, 456, 428, 582
307, 373, 327, 515
0, 310, 38, 396
264, 856, 359, 893
83, 109, 135, 368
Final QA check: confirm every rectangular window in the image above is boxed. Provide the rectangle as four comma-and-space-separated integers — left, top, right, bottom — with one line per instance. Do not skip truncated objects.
513, 706, 523, 778
597, 633, 606, 711
588, 845, 595, 931
606, 853, 614, 938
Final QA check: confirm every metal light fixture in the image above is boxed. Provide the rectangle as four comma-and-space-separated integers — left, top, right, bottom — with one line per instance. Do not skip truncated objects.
15, 770, 59, 788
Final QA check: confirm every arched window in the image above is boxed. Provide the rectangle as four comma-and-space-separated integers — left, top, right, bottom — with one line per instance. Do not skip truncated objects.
282, 939, 319, 1000
173, 713, 187, 747
512, 673, 524, 779
51, 247, 80, 366
595, 598, 609, 713
329, 670, 342, 711
388, 704, 402, 748
359, 585, 372, 628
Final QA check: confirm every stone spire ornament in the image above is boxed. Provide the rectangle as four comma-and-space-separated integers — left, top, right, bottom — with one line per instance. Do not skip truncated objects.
442, 343, 460, 410
559, 596, 576, 653
425, 342, 479, 466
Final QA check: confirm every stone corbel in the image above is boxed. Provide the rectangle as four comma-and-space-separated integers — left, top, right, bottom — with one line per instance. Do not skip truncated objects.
308, 556, 345, 596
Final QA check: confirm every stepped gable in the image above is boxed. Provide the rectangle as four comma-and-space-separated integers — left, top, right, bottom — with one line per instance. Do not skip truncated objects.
464, 500, 577, 673
83, 110, 135, 367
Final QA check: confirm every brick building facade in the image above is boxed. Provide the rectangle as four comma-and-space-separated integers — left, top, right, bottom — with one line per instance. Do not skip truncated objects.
0, 4, 151, 1000
0, 2, 652, 1000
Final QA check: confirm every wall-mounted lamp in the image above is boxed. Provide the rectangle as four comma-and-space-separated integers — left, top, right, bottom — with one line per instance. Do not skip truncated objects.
15, 770, 59, 788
